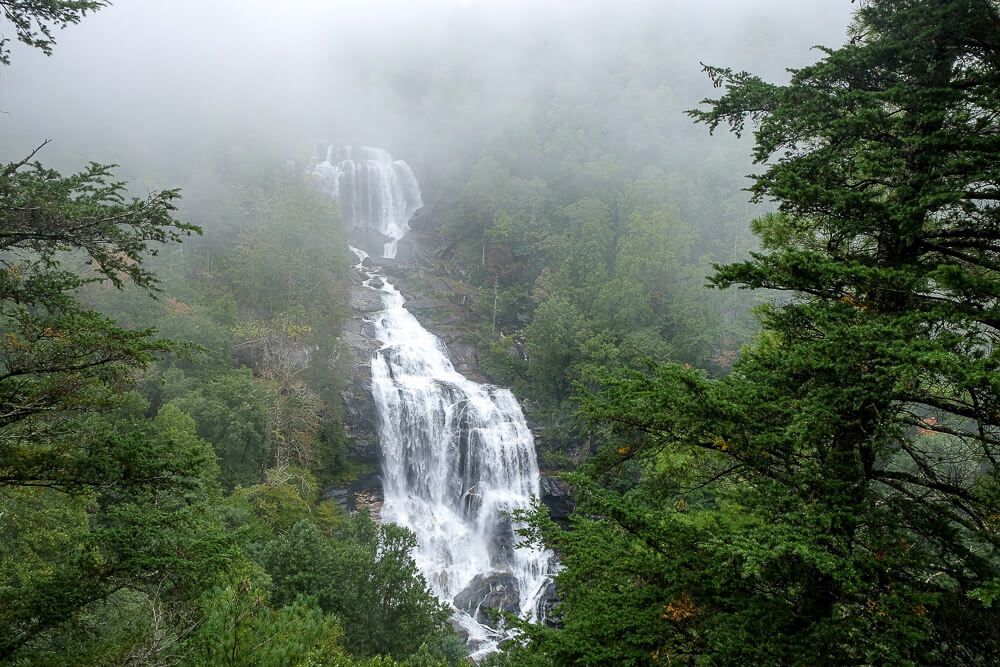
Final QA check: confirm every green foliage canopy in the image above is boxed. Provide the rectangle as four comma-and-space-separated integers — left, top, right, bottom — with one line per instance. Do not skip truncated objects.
518, 0, 1000, 663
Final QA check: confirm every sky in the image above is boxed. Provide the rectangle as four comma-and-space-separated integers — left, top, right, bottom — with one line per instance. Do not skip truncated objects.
0, 0, 855, 183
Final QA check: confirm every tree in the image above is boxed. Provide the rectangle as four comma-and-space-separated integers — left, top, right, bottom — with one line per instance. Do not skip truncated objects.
262, 514, 452, 660
524, 296, 591, 401
0, 0, 107, 65
167, 370, 270, 488
184, 565, 346, 667
0, 155, 198, 483
0, 18, 200, 532
0, 405, 231, 658
0, 4, 233, 659
541, 197, 616, 312
523, 1, 1000, 663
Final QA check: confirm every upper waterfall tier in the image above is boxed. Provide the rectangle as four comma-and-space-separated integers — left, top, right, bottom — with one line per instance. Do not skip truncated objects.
310, 144, 423, 259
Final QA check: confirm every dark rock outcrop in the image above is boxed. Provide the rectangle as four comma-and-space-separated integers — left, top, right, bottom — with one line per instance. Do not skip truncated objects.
536, 578, 560, 627
321, 487, 351, 513
321, 470, 384, 519
454, 572, 521, 628
350, 285, 383, 314
540, 475, 574, 523
340, 279, 383, 463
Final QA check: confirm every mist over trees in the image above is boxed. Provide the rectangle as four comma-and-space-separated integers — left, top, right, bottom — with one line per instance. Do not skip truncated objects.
3, 0, 999, 665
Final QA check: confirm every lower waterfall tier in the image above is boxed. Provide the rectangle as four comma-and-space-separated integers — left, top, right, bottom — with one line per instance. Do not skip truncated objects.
353, 248, 554, 658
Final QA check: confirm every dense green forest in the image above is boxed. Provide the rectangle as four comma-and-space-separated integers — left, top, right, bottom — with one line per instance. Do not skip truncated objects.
0, 150, 466, 665
3, 0, 1000, 665
0, 13, 463, 659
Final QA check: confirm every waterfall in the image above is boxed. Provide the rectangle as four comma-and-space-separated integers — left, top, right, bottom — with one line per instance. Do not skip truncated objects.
310, 147, 553, 657
311, 144, 423, 258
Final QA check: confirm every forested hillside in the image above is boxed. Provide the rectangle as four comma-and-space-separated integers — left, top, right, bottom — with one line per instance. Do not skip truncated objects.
493, 1, 1000, 664
0, 61, 463, 662
356, 9, 780, 463
2, 0, 999, 665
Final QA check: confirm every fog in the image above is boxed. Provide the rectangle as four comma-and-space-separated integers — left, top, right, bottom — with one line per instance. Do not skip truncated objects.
2, 0, 852, 193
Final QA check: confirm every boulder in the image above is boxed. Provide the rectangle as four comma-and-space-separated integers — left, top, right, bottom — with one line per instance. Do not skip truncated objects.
487, 517, 517, 565
375, 257, 405, 275
443, 337, 481, 380
453, 572, 521, 628
448, 620, 470, 645
353, 228, 391, 259
350, 285, 383, 314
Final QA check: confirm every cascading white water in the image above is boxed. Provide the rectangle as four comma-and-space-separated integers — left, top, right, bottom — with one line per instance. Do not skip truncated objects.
311, 144, 423, 258
310, 148, 553, 657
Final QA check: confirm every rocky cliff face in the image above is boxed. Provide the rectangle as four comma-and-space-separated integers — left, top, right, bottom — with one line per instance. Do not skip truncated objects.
340, 278, 383, 464
339, 252, 485, 461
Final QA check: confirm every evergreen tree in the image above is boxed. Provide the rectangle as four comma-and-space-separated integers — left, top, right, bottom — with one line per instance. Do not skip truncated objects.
525, 1, 1000, 663
0, 156, 196, 489
0, 3, 230, 658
